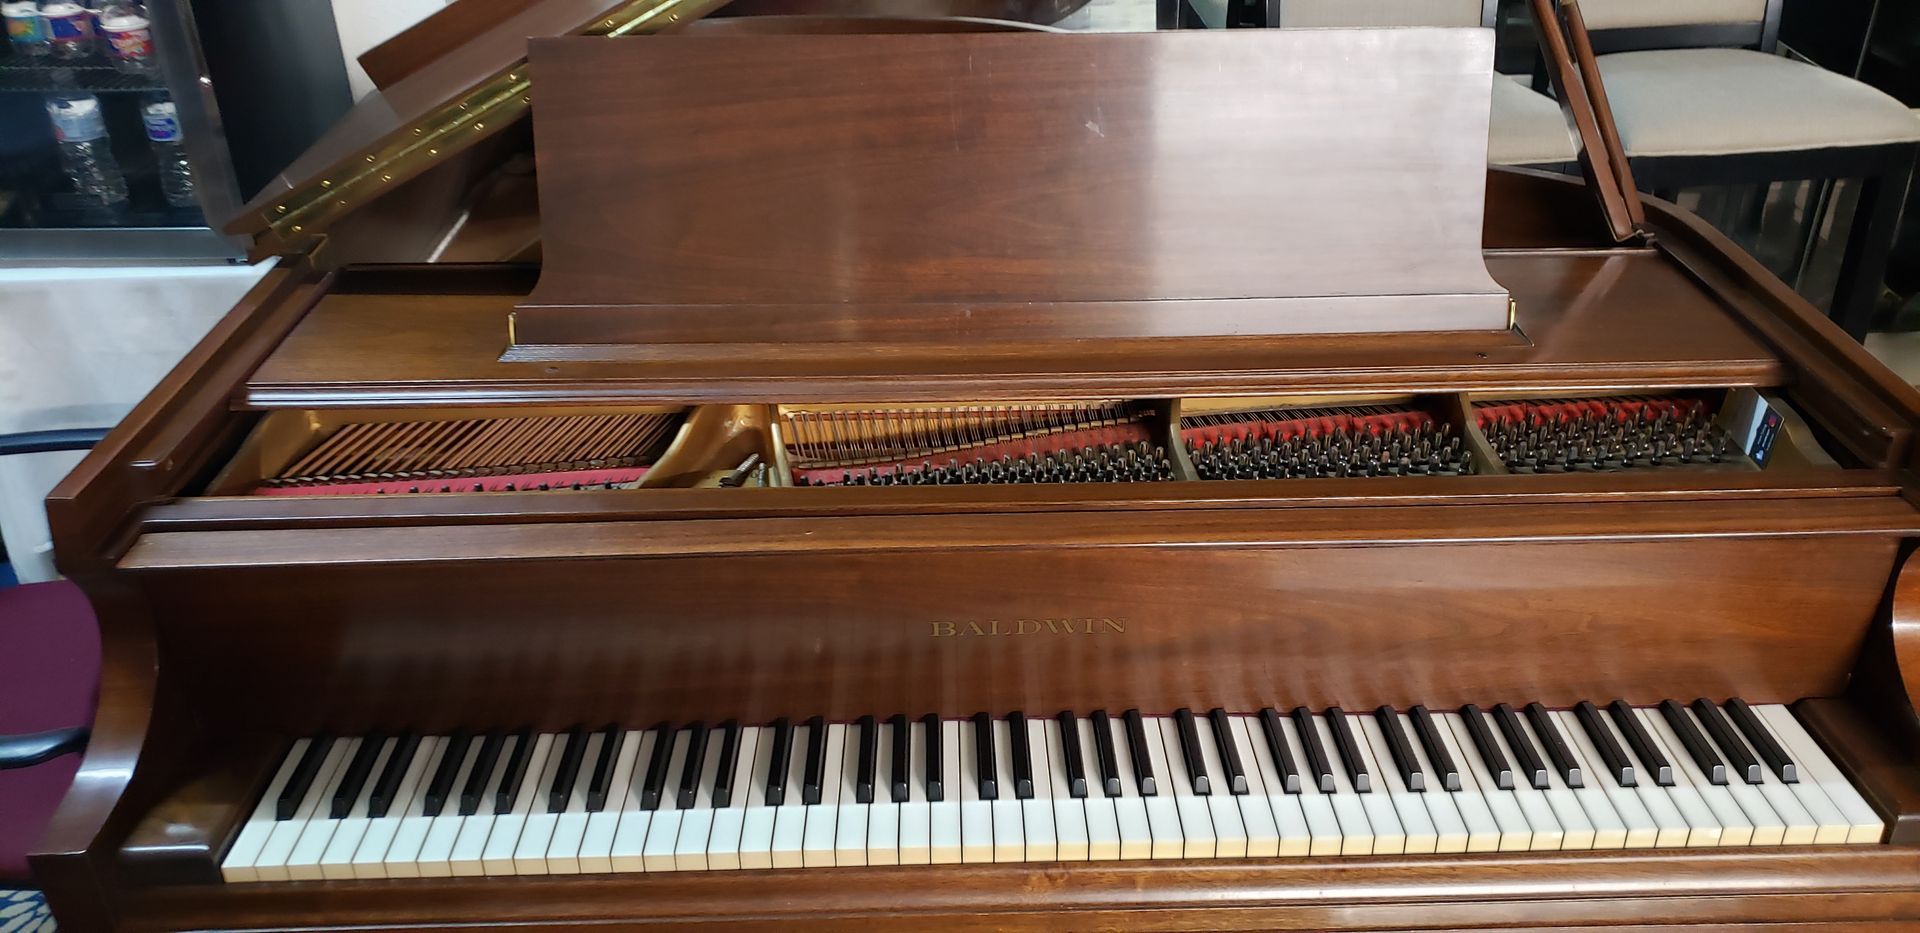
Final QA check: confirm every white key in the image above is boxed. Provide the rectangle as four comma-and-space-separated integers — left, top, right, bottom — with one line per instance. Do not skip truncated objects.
1224, 717, 1281, 857
1630, 709, 1725, 847
1706, 712, 1817, 845
642, 728, 697, 871
484, 733, 557, 875
1235, 716, 1307, 856
1642, 709, 1749, 846
1075, 718, 1124, 861
1279, 715, 1345, 856
1310, 715, 1376, 855
285, 738, 366, 880
770, 723, 813, 869
898, 720, 934, 866
510, 735, 571, 874
1682, 707, 1784, 846
1755, 705, 1884, 844
415, 737, 485, 878
930, 720, 964, 864
1393, 714, 1469, 853
706, 726, 762, 870
1140, 717, 1193, 858
800, 723, 846, 867
1510, 715, 1596, 850
1441, 712, 1531, 852
738, 726, 783, 870
990, 719, 1026, 862
1552, 711, 1657, 849
579, 730, 643, 873
1045, 718, 1089, 860
1739, 708, 1850, 845
1358, 716, 1436, 854
1333, 714, 1404, 855
222, 739, 313, 882
833, 723, 870, 867
1480, 715, 1562, 851
254, 739, 353, 881
1101, 717, 1154, 860
610, 728, 663, 872
1583, 711, 1692, 848
1191, 715, 1247, 858
547, 731, 608, 874
866, 722, 900, 866
450, 734, 523, 877
1022, 717, 1058, 862
360, 737, 444, 879
958, 718, 994, 863
319, 737, 399, 879
672, 728, 726, 870
1420, 716, 1498, 853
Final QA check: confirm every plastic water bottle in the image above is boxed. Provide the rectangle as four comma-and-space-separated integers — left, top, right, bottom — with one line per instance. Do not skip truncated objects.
46, 93, 128, 207
3, 1, 49, 57
97, 2, 154, 76
38, 0, 93, 59
144, 97, 194, 208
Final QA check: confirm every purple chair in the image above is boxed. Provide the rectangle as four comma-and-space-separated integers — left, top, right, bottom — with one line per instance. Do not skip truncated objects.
0, 429, 108, 887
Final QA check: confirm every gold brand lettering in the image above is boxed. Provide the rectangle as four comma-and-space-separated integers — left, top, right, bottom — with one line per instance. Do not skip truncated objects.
928, 618, 1127, 637
930, 621, 957, 637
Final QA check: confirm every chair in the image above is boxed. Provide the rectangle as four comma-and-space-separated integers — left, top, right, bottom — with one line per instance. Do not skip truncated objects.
1164, 0, 1581, 168
0, 429, 108, 893
1542, 0, 1920, 339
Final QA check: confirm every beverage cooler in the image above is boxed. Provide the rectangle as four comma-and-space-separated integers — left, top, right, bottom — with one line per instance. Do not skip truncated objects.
0, 0, 351, 260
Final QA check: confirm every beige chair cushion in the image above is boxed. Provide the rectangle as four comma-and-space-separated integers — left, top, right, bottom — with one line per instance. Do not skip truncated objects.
1597, 48, 1920, 157
1275, 0, 1483, 27
1489, 76, 1578, 165
1577, 0, 1764, 30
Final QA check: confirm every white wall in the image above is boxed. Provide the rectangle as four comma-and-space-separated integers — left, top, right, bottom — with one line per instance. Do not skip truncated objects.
331, 0, 453, 101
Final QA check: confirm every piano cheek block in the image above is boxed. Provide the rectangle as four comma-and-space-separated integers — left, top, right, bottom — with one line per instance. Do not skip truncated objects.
49, 9, 1920, 932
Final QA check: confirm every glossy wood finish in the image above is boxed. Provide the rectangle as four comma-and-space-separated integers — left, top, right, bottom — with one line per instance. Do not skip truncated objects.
1559, 0, 1647, 231
519, 30, 1511, 340
1528, 0, 1636, 242
1887, 549, 1920, 725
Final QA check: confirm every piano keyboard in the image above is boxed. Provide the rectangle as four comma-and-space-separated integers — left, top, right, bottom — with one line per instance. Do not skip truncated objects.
220, 701, 1884, 881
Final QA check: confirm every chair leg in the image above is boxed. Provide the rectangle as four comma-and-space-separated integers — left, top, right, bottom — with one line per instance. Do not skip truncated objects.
1832, 164, 1916, 341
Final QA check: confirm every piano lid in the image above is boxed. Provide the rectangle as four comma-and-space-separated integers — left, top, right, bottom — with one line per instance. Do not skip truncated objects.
511, 27, 1515, 354
225, 0, 726, 258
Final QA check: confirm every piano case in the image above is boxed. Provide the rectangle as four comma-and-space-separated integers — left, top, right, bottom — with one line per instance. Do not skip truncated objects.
31, 0, 1920, 929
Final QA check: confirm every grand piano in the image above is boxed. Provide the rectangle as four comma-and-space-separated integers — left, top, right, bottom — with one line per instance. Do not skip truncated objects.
29, 0, 1920, 929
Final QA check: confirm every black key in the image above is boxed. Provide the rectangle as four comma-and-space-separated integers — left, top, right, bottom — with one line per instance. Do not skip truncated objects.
640, 722, 675, 811
1608, 701, 1672, 786
1659, 699, 1726, 785
1208, 709, 1249, 795
888, 715, 911, 803
1459, 705, 1513, 790
331, 732, 386, 819
422, 730, 469, 817
1325, 708, 1370, 793
585, 725, 621, 811
1257, 708, 1302, 794
493, 727, 536, 815
802, 715, 828, 805
855, 715, 878, 804
676, 722, 710, 809
459, 731, 505, 816
972, 712, 998, 800
1007, 712, 1034, 799
547, 726, 587, 813
764, 717, 793, 806
712, 721, 742, 808
1525, 703, 1583, 789
1291, 707, 1335, 793
1122, 709, 1157, 796
1492, 704, 1549, 790
1374, 707, 1425, 793
1725, 699, 1796, 783
921, 713, 944, 802
1691, 699, 1762, 785
1090, 710, 1122, 797
1173, 708, 1212, 795
1407, 707, 1457, 792
1057, 711, 1089, 798
1573, 702, 1634, 787
277, 735, 335, 821
368, 732, 420, 819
